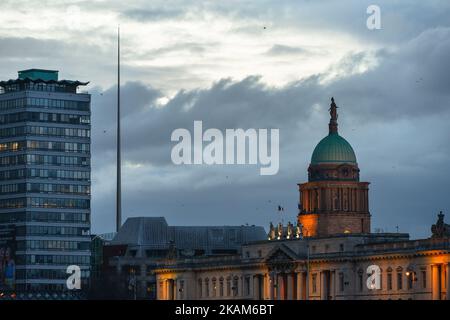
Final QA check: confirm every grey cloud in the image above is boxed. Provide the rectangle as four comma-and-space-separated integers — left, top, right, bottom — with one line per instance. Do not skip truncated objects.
91, 27, 450, 237
0, 37, 65, 59
121, 8, 186, 22
92, 27, 450, 167
266, 44, 317, 56
134, 42, 218, 58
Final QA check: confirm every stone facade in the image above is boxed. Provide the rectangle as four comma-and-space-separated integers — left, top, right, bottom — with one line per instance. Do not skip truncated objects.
148, 98, 450, 300
154, 232, 450, 300
298, 181, 370, 237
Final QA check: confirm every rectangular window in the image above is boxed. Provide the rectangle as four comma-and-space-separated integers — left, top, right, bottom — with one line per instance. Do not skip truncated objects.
245, 277, 250, 296
219, 280, 224, 297
358, 274, 363, 292
387, 273, 392, 291
339, 273, 344, 292
312, 274, 317, 293
198, 280, 202, 298
407, 274, 413, 290
422, 271, 427, 288
397, 273, 403, 290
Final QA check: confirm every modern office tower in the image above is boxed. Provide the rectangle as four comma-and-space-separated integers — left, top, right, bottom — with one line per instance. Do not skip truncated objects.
0, 69, 91, 296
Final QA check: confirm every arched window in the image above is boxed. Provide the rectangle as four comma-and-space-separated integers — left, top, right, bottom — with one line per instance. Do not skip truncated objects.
212, 277, 217, 297
396, 267, 403, 290
226, 276, 231, 296
219, 277, 224, 297
198, 279, 203, 298
387, 267, 393, 291
357, 269, 364, 292
232, 276, 239, 297
205, 278, 210, 297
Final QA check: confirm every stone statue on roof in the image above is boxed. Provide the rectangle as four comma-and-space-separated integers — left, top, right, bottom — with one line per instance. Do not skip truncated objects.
296, 221, 303, 239
329, 97, 338, 121
431, 211, 450, 238
269, 222, 276, 240
287, 221, 293, 239
277, 222, 283, 239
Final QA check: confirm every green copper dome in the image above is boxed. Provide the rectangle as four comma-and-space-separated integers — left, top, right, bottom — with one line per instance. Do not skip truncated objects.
311, 132, 357, 165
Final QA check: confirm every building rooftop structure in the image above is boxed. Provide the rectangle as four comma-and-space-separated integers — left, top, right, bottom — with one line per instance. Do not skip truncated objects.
110, 217, 267, 257
0, 69, 88, 94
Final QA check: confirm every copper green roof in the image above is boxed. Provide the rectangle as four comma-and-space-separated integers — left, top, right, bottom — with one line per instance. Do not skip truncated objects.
311, 132, 357, 165
18, 69, 58, 81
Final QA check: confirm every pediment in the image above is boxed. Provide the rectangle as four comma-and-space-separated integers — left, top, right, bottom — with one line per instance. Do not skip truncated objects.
264, 244, 298, 263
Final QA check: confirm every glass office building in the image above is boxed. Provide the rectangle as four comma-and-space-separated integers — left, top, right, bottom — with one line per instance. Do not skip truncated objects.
0, 69, 91, 296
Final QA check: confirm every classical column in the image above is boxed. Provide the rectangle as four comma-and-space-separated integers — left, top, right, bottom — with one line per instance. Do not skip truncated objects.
264, 274, 270, 299
432, 265, 440, 300
166, 280, 170, 300
296, 272, 304, 300
276, 274, 283, 300
305, 271, 310, 300
167, 279, 174, 300
287, 273, 294, 300
238, 276, 243, 298
253, 275, 261, 300
446, 264, 450, 300
320, 271, 328, 300
157, 281, 163, 300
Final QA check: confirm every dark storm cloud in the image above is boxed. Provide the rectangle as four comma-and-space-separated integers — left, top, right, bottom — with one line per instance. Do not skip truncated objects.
91, 27, 450, 236
91, 81, 162, 154
94, 27, 450, 164
328, 28, 450, 120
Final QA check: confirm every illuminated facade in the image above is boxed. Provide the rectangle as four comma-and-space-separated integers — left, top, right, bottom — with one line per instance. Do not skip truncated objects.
103, 217, 267, 299
0, 69, 91, 294
153, 98, 450, 300
298, 97, 370, 237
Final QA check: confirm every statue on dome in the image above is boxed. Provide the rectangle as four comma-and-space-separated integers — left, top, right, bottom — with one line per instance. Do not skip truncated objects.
329, 97, 338, 121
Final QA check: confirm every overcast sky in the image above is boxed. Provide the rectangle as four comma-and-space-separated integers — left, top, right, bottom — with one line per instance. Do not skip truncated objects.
0, 0, 449, 238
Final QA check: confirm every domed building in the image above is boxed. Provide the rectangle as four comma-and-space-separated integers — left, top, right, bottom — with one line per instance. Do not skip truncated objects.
124, 98, 450, 301
298, 98, 370, 237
